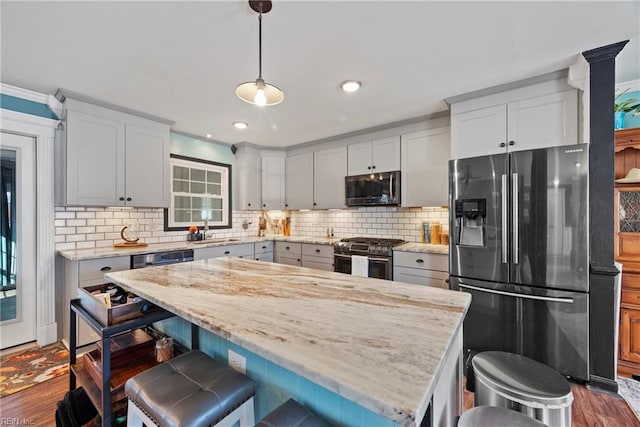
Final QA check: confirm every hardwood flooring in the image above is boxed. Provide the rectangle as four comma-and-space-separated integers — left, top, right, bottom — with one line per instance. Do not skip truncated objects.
0, 373, 637, 426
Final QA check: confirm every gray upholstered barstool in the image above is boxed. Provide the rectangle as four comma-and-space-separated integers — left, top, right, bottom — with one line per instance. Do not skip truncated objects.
472, 351, 573, 427
256, 399, 330, 427
458, 406, 547, 427
125, 350, 255, 427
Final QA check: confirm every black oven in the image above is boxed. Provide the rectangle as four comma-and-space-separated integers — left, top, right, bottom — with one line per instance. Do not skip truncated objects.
334, 237, 402, 280
333, 253, 392, 280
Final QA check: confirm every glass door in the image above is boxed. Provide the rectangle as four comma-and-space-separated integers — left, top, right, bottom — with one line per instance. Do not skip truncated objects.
0, 132, 36, 349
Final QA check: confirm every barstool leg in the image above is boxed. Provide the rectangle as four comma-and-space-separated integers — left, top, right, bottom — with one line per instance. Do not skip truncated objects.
240, 396, 255, 426
127, 399, 158, 427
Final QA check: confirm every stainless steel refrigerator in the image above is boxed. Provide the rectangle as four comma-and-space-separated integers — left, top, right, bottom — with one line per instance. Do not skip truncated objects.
449, 144, 589, 381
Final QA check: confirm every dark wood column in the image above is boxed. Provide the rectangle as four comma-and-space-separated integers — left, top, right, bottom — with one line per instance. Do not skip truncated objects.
582, 40, 628, 392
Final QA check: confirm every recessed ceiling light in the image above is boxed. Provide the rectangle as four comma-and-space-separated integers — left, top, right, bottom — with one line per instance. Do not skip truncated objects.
340, 80, 361, 93
233, 121, 249, 129
206, 134, 212, 138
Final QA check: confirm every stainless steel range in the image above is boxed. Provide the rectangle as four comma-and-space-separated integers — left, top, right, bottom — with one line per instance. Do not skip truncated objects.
334, 237, 404, 280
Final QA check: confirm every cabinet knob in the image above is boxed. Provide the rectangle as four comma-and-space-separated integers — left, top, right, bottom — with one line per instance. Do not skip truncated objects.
248, 203, 251, 207
509, 140, 515, 146
315, 249, 321, 253
263, 204, 266, 208
100, 266, 112, 272
372, 165, 376, 169
285, 204, 288, 207
499, 142, 506, 148
126, 197, 132, 202
368, 166, 371, 170
416, 259, 424, 264
119, 197, 125, 201
224, 251, 230, 255
286, 246, 290, 250
297, 259, 301, 262
262, 245, 267, 249
313, 202, 317, 206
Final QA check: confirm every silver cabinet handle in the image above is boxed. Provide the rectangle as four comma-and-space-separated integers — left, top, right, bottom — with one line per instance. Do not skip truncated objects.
501, 174, 508, 264
512, 173, 519, 264
458, 283, 573, 304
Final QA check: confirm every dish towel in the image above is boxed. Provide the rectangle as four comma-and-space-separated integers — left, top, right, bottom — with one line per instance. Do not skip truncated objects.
351, 255, 369, 277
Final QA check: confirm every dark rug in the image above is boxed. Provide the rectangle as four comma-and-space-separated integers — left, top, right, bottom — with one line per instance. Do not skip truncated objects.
0, 341, 69, 398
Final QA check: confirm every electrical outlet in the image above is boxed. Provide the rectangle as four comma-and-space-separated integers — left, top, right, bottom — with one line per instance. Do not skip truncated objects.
228, 349, 246, 374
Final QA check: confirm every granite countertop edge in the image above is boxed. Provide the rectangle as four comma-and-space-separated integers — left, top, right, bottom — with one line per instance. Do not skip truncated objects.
394, 242, 449, 255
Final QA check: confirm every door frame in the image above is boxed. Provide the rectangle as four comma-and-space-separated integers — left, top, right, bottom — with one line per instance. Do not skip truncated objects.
1, 104, 58, 346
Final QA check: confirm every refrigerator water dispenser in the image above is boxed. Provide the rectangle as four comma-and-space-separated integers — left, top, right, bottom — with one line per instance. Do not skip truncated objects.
455, 199, 486, 247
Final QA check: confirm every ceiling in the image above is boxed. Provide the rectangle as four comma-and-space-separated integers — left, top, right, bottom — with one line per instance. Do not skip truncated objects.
2, 1, 639, 148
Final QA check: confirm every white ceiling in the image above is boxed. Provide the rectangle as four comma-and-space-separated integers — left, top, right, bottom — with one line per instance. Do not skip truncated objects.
2, 1, 639, 147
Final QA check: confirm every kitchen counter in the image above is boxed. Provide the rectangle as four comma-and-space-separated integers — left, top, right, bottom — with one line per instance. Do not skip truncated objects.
395, 242, 449, 254
57, 235, 340, 261
105, 258, 470, 426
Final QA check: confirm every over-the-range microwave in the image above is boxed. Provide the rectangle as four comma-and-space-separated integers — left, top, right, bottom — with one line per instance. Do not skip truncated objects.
345, 170, 400, 207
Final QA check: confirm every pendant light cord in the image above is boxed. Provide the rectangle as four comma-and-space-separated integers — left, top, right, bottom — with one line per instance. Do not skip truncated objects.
258, 11, 263, 80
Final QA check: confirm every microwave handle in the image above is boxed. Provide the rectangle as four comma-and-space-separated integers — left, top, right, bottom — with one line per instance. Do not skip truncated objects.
390, 173, 394, 201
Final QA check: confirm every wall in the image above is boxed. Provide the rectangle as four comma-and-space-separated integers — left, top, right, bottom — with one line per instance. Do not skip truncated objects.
617, 89, 640, 129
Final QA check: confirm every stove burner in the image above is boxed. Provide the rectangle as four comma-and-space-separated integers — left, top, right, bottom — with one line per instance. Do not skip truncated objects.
334, 237, 404, 257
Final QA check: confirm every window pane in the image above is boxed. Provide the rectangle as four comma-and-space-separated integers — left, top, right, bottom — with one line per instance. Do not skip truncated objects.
173, 166, 189, 180
211, 198, 222, 209
173, 180, 189, 193
192, 210, 210, 221
174, 209, 191, 223
207, 171, 221, 184
211, 210, 223, 221
174, 196, 191, 209
192, 197, 204, 209
191, 168, 206, 182
207, 184, 221, 195
191, 182, 205, 194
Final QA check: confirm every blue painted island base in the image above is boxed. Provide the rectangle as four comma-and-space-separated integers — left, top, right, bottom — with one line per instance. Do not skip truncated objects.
154, 317, 463, 427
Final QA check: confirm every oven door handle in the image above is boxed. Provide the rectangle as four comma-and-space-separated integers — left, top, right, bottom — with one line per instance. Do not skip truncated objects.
334, 253, 352, 260
459, 283, 574, 304
368, 257, 390, 263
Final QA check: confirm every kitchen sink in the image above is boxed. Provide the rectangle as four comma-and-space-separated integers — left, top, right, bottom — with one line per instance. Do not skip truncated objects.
190, 238, 240, 244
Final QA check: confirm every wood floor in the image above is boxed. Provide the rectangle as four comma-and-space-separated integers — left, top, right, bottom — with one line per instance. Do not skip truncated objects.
0, 373, 637, 426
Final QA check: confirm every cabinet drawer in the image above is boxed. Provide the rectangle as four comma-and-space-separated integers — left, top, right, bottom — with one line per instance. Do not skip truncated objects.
276, 254, 301, 266
622, 289, 640, 306
301, 255, 334, 271
194, 243, 254, 260
394, 267, 448, 289
302, 243, 333, 258
255, 252, 274, 263
394, 251, 448, 271
255, 241, 274, 254
623, 273, 640, 290
79, 256, 130, 281
275, 242, 302, 255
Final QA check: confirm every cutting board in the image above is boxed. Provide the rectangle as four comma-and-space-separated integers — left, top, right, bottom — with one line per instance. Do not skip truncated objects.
113, 242, 148, 248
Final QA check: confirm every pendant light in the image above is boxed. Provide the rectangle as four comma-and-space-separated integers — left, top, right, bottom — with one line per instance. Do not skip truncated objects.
236, 1, 284, 107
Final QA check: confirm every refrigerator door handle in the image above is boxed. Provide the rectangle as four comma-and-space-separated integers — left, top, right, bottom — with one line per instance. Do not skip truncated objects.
512, 172, 519, 264
459, 283, 574, 304
501, 174, 508, 264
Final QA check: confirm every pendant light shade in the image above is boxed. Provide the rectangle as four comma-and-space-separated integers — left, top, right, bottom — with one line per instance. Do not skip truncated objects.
236, 1, 283, 107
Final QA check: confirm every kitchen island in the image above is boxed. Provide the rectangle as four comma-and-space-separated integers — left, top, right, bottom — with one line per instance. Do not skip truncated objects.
105, 258, 470, 426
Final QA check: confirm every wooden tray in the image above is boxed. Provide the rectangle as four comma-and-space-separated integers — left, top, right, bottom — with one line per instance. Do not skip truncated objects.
113, 241, 148, 248
96, 329, 155, 369
82, 349, 157, 396
78, 284, 146, 326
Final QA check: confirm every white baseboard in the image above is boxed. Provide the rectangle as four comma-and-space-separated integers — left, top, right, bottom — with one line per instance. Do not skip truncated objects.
37, 322, 58, 346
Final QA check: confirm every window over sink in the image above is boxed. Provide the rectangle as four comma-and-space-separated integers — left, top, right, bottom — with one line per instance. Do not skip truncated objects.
164, 154, 231, 231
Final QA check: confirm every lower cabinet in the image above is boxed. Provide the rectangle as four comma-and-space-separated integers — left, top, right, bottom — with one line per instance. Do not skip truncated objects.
301, 244, 334, 271
62, 256, 131, 347
254, 241, 274, 262
621, 306, 640, 364
275, 242, 302, 266
393, 251, 449, 289
193, 243, 254, 260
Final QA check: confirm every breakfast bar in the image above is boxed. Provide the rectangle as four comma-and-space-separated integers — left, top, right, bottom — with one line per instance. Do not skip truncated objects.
105, 257, 471, 426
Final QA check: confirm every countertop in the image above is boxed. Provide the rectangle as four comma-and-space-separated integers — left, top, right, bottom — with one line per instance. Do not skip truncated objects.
105, 258, 470, 426
394, 242, 449, 255
57, 236, 341, 261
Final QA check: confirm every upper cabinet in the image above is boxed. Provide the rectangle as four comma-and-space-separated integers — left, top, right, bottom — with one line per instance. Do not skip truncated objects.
261, 151, 286, 210
314, 146, 347, 209
347, 136, 400, 175
285, 152, 314, 210
56, 98, 170, 207
450, 81, 579, 159
401, 127, 450, 207
233, 145, 261, 210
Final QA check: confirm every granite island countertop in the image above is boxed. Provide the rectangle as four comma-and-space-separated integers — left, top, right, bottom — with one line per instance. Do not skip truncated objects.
58, 235, 340, 261
105, 258, 470, 426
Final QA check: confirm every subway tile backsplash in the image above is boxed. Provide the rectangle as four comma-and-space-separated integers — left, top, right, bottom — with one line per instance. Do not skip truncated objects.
54, 206, 449, 251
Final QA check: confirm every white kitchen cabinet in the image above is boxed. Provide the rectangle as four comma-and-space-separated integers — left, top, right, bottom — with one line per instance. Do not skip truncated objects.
285, 152, 314, 210
347, 136, 400, 175
56, 98, 170, 207
193, 243, 254, 260
254, 241, 274, 262
451, 88, 578, 159
301, 243, 334, 271
261, 152, 286, 210
274, 241, 302, 266
313, 146, 347, 209
62, 255, 131, 347
401, 127, 450, 207
234, 145, 262, 210
393, 251, 449, 289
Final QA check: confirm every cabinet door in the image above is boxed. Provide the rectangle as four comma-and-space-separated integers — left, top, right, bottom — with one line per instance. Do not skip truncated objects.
451, 105, 507, 159
621, 307, 640, 364
66, 110, 125, 206
371, 136, 400, 173
314, 146, 347, 209
285, 153, 314, 210
125, 124, 170, 207
235, 148, 262, 210
507, 90, 578, 152
261, 155, 286, 210
347, 141, 373, 175
401, 128, 450, 207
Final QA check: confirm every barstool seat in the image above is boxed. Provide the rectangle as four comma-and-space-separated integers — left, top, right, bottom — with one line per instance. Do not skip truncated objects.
256, 399, 330, 427
125, 350, 255, 427
459, 406, 547, 427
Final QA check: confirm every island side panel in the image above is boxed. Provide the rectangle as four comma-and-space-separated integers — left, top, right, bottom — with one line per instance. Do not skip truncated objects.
154, 317, 402, 426
430, 324, 463, 427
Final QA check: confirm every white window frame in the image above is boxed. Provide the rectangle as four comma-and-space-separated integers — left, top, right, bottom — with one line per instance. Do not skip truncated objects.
164, 154, 232, 230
